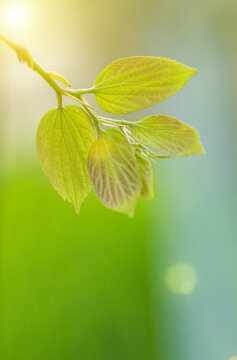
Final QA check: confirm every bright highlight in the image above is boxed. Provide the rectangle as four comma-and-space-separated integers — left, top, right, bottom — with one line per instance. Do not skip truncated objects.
165, 263, 197, 295
3, 4, 28, 31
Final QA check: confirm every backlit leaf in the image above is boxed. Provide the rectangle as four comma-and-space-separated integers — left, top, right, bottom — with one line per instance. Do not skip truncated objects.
36, 105, 96, 213
130, 115, 205, 156
87, 129, 141, 217
92, 57, 197, 114
136, 153, 156, 199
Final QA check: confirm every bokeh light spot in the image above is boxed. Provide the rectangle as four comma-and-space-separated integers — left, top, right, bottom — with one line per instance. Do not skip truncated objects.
165, 263, 197, 295
229, 357, 237, 360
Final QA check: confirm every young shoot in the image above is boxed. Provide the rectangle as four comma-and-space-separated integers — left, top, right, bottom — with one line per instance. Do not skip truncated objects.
0, 35, 205, 217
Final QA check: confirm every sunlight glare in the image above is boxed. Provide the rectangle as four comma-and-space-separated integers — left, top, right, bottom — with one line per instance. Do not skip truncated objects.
3, 3, 29, 31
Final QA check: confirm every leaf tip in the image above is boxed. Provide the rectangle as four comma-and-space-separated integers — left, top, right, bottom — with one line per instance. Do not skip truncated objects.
74, 203, 81, 215
193, 137, 205, 156
185, 66, 198, 81
184, 141, 205, 156
125, 206, 136, 218
149, 192, 157, 199
191, 67, 198, 75
197, 143, 206, 155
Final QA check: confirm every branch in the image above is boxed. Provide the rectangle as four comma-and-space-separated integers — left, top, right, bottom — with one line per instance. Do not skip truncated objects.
0, 34, 75, 96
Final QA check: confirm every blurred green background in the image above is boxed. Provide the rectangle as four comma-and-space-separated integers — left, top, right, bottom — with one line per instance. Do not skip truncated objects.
0, 0, 237, 359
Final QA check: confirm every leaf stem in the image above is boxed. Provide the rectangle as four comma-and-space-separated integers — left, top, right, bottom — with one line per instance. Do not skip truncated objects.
0, 34, 126, 138
62, 92, 94, 110
100, 117, 135, 127
0, 35, 75, 97
64, 88, 94, 96
0, 34, 16, 51
0, 34, 104, 112
82, 101, 101, 135
57, 93, 63, 109
33, 62, 62, 94
0, 34, 104, 137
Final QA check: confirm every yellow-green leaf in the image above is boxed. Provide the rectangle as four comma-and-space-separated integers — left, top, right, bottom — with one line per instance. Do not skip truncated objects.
47, 71, 71, 87
92, 57, 197, 114
36, 105, 96, 213
130, 115, 205, 156
87, 129, 141, 217
136, 153, 156, 199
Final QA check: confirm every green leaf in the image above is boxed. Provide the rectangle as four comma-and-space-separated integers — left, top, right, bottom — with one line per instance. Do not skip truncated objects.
92, 57, 197, 114
130, 115, 205, 156
36, 105, 96, 213
136, 153, 156, 199
47, 71, 71, 87
87, 129, 141, 217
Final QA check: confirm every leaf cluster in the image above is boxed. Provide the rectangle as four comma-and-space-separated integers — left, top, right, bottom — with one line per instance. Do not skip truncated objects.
0, 36, 204, 216
36, 57, 204, 216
